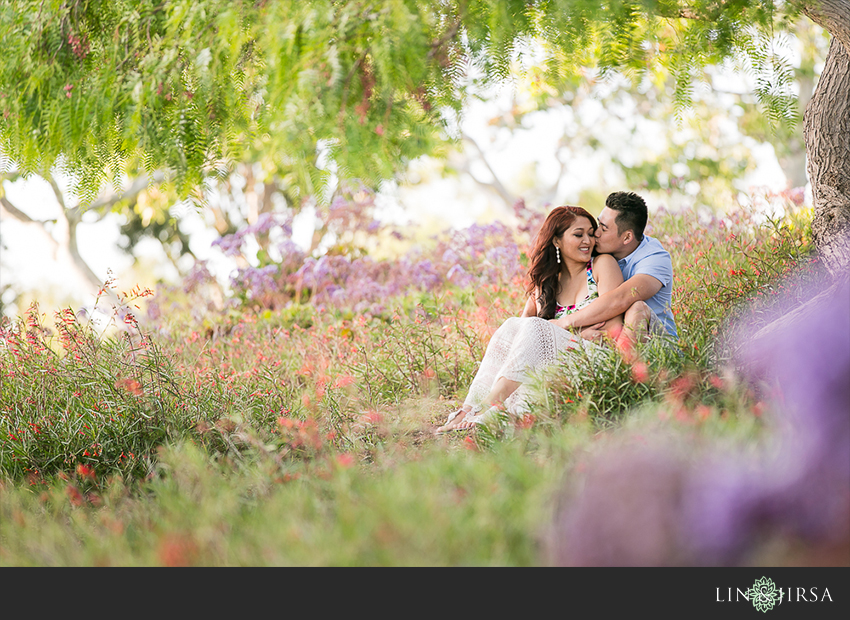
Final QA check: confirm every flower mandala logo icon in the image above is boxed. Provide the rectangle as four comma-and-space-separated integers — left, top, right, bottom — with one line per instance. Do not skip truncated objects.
747, 577, 780, 612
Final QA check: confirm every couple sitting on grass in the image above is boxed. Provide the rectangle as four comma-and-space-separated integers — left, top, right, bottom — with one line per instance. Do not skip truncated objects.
436, 191, 678, 434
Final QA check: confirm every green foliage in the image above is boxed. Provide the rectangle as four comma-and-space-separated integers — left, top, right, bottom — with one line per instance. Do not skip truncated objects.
1, 0, 810, 203
653, 201, 822, 364
533, 340, 672, 423
0, 303, 170, 480
0, 436, 572, 565
1, 0, 258, 201
1, 198, 817, 482
0, 203, 825, 565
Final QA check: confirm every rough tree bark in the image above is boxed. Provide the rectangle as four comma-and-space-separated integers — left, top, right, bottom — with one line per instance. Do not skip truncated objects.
803, 1, 850, 276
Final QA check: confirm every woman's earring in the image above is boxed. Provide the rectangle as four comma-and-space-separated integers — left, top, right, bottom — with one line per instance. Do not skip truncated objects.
555, 246, 561, 264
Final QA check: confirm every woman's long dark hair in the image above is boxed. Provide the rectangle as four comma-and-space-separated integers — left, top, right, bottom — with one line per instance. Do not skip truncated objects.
525, 206, 597, 319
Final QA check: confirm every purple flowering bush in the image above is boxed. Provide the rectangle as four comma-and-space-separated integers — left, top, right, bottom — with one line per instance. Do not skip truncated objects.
286, 218, 524, 312
148, 191, 531, 320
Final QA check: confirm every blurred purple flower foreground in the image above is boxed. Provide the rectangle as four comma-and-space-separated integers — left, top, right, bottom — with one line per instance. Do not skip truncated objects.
552, 274, 850, 566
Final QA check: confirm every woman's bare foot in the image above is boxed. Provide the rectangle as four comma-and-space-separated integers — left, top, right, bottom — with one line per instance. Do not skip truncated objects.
454, 405, 502, 431
453, 417, 477, 431
435, 407, 471, 434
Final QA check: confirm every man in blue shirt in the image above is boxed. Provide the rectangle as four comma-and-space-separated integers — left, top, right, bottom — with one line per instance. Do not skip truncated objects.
557, 191, 678, 345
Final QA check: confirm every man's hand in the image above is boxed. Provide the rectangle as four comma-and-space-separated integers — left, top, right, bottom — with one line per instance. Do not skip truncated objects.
579, 322, 607, 341
549, 314, 574, 330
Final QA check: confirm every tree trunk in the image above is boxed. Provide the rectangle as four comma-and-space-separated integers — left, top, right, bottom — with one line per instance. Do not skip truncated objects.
63, 207, 118, 302
727, 5, 850, 364
803, 4, 850, 276
779, 71, 813, 190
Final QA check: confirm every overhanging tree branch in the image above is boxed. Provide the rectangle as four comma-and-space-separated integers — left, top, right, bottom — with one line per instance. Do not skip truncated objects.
460, 132, 515, 206
0, 195, 40, 224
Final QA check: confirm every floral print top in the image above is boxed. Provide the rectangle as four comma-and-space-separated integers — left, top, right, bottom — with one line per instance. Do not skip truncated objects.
554, 260, 599, 320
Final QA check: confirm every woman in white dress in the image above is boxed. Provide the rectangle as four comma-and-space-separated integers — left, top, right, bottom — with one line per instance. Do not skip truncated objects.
436, 206, 626, 433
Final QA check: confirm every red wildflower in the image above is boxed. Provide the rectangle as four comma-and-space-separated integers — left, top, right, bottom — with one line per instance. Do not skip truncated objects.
157, 534, 199, 567
335, 453, 355, 468
516, 414, 535, 429
668, 375, 696, 403
708, 374, 725, 391
66, 484, 85, 507
359, 410, 382, 424
333, 374, 355, 389
114, 378, 143, 396
76, 464, 96, 480
631, 361, 650, 383
674, 407, 691, 423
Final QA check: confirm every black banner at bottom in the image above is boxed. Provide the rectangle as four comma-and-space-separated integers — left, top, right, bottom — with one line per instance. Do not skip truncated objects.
2, 566, 849, 617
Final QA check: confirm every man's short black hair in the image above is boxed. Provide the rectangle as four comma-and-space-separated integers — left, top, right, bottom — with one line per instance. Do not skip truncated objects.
606, 191, 647, 241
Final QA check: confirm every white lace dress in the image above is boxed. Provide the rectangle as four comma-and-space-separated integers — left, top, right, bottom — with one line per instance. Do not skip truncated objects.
462, 260, 603, 416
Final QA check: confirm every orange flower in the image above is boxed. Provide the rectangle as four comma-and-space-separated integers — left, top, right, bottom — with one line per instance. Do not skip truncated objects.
708, 374, 725, 391
297, 362, 314, 377
114, 378, 143, 396
157, 534, 199, 567
695, 405, 712, 421
333, 374, 355, 389
335, 453, 355, 468
76, 464, 96, 480
516, 414, 535, 429
66, 484, 85, 507
674, 407, 691, 423
631, 361, 650, 383
359, 410, 382, 425
668, 375, 696, 403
